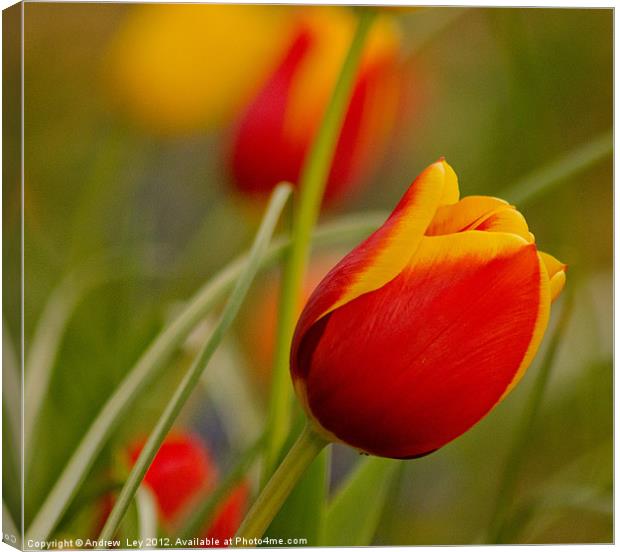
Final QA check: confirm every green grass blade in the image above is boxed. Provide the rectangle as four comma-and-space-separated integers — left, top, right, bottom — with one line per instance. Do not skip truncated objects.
98, 184, 292, 540
25, 211, 384, 542
321, 457, 398, 546
503, 130, 612, 205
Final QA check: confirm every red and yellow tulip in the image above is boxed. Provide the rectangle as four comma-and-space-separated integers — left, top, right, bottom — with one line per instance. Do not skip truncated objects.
229, 7, 402, 206
291, 159, 566, 459
125, 433, 248, 540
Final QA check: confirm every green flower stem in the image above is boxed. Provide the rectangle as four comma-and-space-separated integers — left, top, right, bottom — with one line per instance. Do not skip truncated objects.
263, 7, 377, 482
503, 130, 612, 205
236, 424, 328, 542
486, 291, 575, 543
25, 211, 383, 543
97, 184, 292, 541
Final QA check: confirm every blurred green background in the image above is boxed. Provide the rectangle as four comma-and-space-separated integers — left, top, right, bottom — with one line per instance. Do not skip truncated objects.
4, 4, 612, 545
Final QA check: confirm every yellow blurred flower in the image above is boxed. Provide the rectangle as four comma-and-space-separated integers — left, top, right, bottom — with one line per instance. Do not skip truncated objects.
105, 5, 291, 135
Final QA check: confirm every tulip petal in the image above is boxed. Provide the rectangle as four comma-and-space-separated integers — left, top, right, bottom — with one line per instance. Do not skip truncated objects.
472, 207, 534, 243
293, 160, 459, 344
438, 159, 460, 205
539, 251, 567, 302
427, 195, 533, 242
293, 231, 550, 458
426, 196, 509, 236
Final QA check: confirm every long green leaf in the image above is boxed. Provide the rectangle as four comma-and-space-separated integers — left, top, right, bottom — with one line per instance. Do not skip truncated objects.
321, 457, 398, 546
25, 211, 383, 542
98, 184, 293, 539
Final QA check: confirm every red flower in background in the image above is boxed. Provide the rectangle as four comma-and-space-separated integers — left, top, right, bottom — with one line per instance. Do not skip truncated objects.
291, 159, 566, 459
127, 433, 216, 521
229, 8, 402, 207
124, 433, 248, 543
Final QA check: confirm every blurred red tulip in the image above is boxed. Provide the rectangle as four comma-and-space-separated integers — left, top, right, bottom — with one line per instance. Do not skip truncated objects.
124, 433, 248, 541
229, 8, 402, 207
291, 159, 566, 459
127, 433, 216, 521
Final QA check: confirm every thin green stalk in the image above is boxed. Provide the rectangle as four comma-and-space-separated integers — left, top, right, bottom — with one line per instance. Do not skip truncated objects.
503, 130, 612, 205
235, 424, 328, 542
98, 184, 292, 541
487, 291, 575, 543
180, 437, 263, 539
263, 7, 377, 482
25, 211, 383, 542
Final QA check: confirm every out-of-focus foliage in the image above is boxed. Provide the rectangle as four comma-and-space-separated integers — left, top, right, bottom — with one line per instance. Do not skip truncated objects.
6, 4, 611, 545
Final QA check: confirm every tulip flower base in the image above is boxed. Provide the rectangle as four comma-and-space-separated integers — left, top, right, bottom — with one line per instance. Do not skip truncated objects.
2, 3, 612, 550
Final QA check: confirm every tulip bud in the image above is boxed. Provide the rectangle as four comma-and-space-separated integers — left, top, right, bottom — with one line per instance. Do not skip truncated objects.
291, 160, 567, 459
125, 433, 248, 539
229, 7, 402, 206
